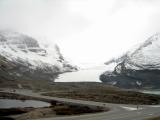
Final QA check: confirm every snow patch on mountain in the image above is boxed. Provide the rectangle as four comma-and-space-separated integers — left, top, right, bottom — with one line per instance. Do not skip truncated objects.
100, 33, 160, 89
0, 31, 61, 68
0, 31, 77, 81
125, 33, 160, 70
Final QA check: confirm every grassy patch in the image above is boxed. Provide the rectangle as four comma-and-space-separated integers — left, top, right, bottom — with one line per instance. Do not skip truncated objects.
42, 82, 160, 105
1, 81, 160, 105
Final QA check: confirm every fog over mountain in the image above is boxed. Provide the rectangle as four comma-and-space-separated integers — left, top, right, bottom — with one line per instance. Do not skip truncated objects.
1, 2, 160, 120
0, 0, 160, 67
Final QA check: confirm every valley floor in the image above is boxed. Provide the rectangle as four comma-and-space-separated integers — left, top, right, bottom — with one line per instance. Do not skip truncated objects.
1, 68, 160, 120
1, 82, 160, 105
1, 88, 160, 120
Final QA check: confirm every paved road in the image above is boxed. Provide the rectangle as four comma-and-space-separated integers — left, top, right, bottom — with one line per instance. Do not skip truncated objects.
2, 89, 160, 120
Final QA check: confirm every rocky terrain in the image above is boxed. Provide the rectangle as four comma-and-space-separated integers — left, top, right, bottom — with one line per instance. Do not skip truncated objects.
0, 31, 77, 85
100, 34, 160, 89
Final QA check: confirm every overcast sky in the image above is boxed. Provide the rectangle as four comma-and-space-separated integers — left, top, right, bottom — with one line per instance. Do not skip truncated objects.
0, 0, 160, 66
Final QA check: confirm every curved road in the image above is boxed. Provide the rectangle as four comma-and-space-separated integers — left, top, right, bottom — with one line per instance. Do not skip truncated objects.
2, 89, 160, 120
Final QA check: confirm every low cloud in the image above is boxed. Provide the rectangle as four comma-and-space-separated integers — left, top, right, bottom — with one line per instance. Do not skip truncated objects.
0, 0, 160, 64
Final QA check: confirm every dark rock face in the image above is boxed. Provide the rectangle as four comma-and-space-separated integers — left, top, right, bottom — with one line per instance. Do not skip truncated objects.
100, 65, 160, 89
100, 34, 160, 89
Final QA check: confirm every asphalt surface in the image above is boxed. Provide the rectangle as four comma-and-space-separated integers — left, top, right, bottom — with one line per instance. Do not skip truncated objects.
1, 89, 160, 120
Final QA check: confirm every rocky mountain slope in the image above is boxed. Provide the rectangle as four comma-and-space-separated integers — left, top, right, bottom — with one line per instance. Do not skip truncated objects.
0, 31, 77, 82
100, 34, 160, 89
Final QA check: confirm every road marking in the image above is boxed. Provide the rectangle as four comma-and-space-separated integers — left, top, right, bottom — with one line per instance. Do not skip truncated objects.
120, 106, 142, 111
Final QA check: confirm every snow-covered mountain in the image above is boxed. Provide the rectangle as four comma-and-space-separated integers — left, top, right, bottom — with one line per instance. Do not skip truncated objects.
0, 31, 77, 81
100, 34, 160, 89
